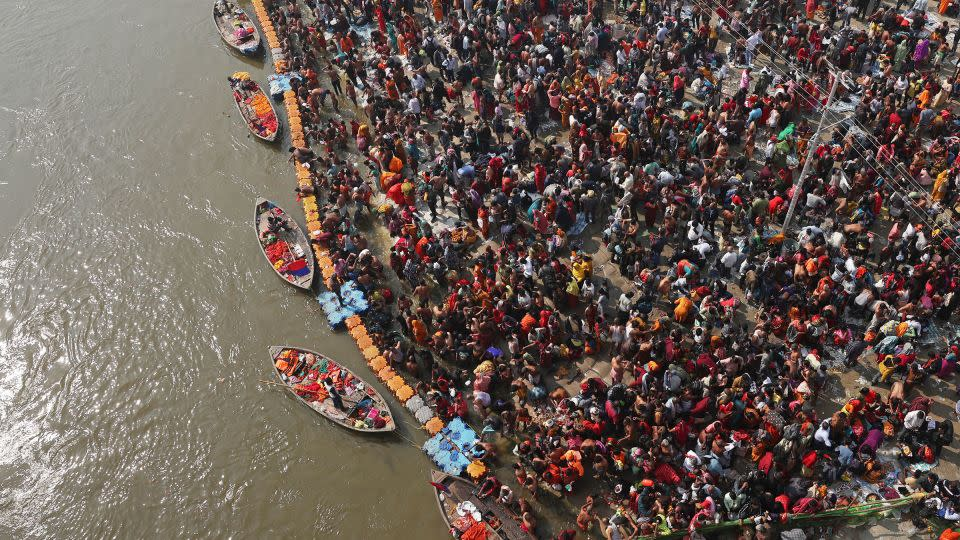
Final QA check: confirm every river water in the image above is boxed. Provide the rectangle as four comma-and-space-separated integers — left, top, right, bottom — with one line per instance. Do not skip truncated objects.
0, 1, 449, 538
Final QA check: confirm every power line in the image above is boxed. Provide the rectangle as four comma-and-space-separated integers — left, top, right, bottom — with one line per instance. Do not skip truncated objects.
691, 2, 958, 215
683, 0, 960, 257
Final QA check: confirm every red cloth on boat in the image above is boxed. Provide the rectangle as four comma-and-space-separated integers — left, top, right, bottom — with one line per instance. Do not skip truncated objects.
295, 380, 322, 399
461, 523, 489, 540
262, 116, 278, 133
282, 258, 308, 272
452, 515, 477, 532
265, 240, 289, 262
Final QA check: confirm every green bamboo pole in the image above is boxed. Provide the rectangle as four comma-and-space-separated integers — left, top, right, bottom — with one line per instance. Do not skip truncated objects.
637, 493, 927, 539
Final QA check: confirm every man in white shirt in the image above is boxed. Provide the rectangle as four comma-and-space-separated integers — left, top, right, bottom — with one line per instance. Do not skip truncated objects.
614, 46, 626, 67
745, 30, 762, 67
693, 239, 714, 259
411, 72, 426, 92
443, 56, 458, 81
720, 246, 739, 276
655, 23, 669, 43
408, 96, 421, 118
633, 91, 647, 110
805, 189, 826, 210
617, 292, 633, 317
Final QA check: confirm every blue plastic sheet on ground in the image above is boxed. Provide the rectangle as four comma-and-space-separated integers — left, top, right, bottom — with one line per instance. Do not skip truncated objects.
316, 280, 368, 329
267, 73, 301, 99
422, 418, 480, 475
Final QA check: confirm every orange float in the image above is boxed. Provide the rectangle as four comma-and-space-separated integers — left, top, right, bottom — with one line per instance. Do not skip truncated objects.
395, 385, 414, 403
369, 356, 387, 372
350, 325, 368, 338
387, 375, 405, 392
425, 417, 444, 435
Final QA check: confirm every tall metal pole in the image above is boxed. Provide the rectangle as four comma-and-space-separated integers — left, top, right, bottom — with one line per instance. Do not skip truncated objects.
780, 73, 839, 256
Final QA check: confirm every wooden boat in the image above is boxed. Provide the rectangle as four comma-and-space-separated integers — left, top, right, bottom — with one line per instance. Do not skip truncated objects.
230, 74, 280, 142
430, 470, 535, 540
213, 0, 261, 56
254, 198, 315, 290
268, 346, 396, 433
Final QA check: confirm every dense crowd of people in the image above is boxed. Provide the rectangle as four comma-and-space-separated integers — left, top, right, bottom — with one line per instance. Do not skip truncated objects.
262, 0, 960, 536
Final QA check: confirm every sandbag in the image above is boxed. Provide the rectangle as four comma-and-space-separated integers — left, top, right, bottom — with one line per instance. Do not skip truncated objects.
405, 395, 425, 412
415, 405, 435, 423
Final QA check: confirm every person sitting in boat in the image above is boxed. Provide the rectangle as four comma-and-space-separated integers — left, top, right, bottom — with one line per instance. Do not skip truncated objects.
213, 0, 230, 18
368, 412, 387, 429
228, 77, 257, 95
496, 484, 514, 507
234, 26, 254, 41
267, 210, 291, 234
248, 118, 269, 138
321, 376, 345, 411
476, 474, 501, 499
260, 230, 277, 245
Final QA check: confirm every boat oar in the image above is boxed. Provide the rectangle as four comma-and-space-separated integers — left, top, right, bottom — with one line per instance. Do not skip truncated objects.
258, 379, 288, 387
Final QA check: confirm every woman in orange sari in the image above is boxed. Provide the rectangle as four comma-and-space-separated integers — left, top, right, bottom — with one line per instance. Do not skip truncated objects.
385, 78, 399, 100
477, 206, 490, 238
932, 168, 952, 201
409, 316, 428, 344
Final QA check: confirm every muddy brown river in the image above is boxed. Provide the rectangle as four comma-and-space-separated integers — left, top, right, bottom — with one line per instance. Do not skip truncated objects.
0, 1, 449, 537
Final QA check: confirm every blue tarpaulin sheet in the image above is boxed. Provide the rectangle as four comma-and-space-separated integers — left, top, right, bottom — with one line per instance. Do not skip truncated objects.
422, 418, 480, 475
316, 280, 368, 329
267, 73, 301, 99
